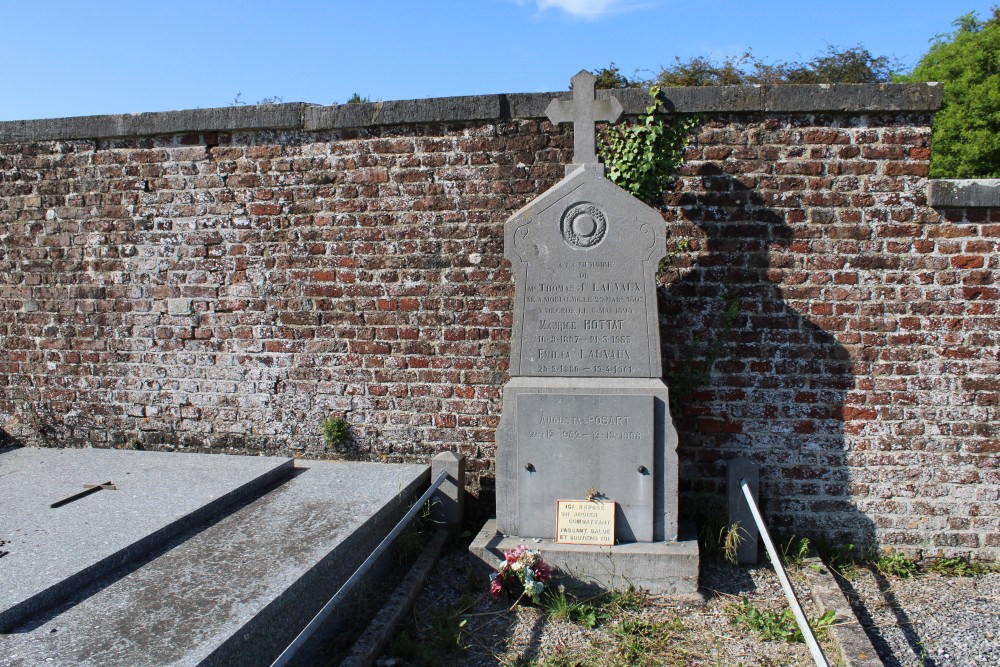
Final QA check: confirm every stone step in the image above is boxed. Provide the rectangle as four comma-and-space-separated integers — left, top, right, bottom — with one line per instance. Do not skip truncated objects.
1, 455, 429, 667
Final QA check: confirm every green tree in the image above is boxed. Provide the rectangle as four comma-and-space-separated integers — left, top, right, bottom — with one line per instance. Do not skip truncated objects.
899, 8, 1000, 178
781, 45, 898, 83
653, 45, 898, 87
592, 62, 643, 89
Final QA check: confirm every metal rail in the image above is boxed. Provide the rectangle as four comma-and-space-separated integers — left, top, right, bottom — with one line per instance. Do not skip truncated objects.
271, 469, 450, 667
740, 478, 830, 667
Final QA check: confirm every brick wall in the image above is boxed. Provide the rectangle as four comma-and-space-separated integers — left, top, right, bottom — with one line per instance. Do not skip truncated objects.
660, 116, 1000, 557
1, 86, 997, 558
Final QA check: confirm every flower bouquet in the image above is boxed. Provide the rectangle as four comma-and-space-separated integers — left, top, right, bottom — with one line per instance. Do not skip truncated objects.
489, 545, 553, 609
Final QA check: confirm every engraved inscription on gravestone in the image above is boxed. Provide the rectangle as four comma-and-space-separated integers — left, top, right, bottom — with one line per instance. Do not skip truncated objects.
556, 500, 615, 546
516, 393, 654, 542
506, 177, 665, 379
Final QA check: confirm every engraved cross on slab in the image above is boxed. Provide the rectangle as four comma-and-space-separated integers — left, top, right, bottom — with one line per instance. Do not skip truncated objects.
545, 70, 624, 169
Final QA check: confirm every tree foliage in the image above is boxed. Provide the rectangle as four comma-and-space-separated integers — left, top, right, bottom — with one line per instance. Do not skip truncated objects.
653, 45, 899, 87
899, 8, 1000, 178
592, 62, 643, 89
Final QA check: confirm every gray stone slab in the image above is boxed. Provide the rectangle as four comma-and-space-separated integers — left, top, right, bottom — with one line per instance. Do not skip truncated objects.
516, 393, 654, 542
800, 555, 884, 667
305, 94, 501, 130
470, 519, 699, 595
505, 166, 666, 378
928, 179, 1000, 208
496, 377, 677, 542
0, 460, 429, 667
657, 85, 765, 113
0, 447, 293, 632
763, 82, 943, 112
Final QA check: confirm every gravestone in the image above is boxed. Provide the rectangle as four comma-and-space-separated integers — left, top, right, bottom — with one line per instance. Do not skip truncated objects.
471, 71, 698, 594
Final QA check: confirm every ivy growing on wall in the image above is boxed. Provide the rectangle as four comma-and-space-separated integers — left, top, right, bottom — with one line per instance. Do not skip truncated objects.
597, 85, 699, 205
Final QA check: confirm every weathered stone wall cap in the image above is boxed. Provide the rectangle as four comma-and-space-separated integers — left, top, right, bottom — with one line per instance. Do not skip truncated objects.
0, 103, 307, 143
0, 83, 942, 142
928, 179, 1000, 208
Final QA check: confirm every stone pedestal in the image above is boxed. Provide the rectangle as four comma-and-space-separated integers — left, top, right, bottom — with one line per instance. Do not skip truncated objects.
496, 378, 677, 543
470, 518, 700, 596
480, 378, 699, 595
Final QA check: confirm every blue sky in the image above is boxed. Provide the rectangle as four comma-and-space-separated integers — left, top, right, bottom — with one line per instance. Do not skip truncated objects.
0, 0, 994, 121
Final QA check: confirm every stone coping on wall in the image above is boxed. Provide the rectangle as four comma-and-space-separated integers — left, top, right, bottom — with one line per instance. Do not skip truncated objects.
928, 179, 1000, 208
0, 83, 942, 143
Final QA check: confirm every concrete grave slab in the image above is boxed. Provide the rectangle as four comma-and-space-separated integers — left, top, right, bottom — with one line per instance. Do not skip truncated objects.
0, 459, 429, 667
0, 447, 293, 632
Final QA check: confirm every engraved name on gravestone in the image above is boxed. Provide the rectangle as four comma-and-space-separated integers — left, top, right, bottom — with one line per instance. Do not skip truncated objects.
516, 392, 654, 542
505, 71, 665, 380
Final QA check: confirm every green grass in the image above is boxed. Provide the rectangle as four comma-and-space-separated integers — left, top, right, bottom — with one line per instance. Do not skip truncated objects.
537, 651, 593, 667
925, 556, 1000, 577
543, 584, 649, 629
814, 538, 861, 580
872, 552, 919, 579
535, 585, 691, 667
611, 615, 687, 666
387, 597, 472, 666
729, 597, 836, 643
544, 586, 602, 628
603, 585, 646, 613
780, 536, 811, 567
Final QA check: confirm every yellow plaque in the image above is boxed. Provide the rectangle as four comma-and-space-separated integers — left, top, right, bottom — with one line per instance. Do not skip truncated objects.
555, 499, 616, 545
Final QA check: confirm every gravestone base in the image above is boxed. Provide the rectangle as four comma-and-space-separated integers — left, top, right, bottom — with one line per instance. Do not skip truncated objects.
496, 377, 679, 543
469, 518, 700, 596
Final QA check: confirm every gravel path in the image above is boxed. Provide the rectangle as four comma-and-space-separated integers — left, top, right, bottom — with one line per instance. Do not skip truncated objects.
376, 547, 1000, 667
839, 568, 1000, 667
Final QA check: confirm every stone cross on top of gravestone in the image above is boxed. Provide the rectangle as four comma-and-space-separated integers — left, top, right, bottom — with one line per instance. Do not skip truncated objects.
545, 70, 624, 170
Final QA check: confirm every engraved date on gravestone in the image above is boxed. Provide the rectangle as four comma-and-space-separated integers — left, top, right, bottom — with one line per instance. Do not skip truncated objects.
522, 260, 652, 377
517, 393, 654, 541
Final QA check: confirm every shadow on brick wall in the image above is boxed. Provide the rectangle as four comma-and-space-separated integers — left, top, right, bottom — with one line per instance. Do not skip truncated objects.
660, 174, 875, 550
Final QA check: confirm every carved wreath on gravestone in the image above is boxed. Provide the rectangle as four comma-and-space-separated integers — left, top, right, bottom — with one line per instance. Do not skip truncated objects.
560, 202, 607, 248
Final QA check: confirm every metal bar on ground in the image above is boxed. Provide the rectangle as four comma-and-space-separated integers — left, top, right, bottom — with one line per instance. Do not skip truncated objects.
270, 469, 451, 667
740, 478, 830, 667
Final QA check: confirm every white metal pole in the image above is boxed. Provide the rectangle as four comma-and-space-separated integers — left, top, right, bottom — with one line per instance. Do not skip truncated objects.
740, 478, 830, 667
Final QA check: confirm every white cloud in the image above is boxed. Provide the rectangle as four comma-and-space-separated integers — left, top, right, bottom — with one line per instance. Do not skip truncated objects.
530, 0, 651, 20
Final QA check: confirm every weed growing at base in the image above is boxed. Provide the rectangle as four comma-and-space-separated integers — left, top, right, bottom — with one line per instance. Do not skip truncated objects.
320, 416, 350, 450
729, 596, 836, 643
544, 586, 601, 628
780, 535, 811, 567
925, 556, 1000, 577
873, 552, 919, 579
